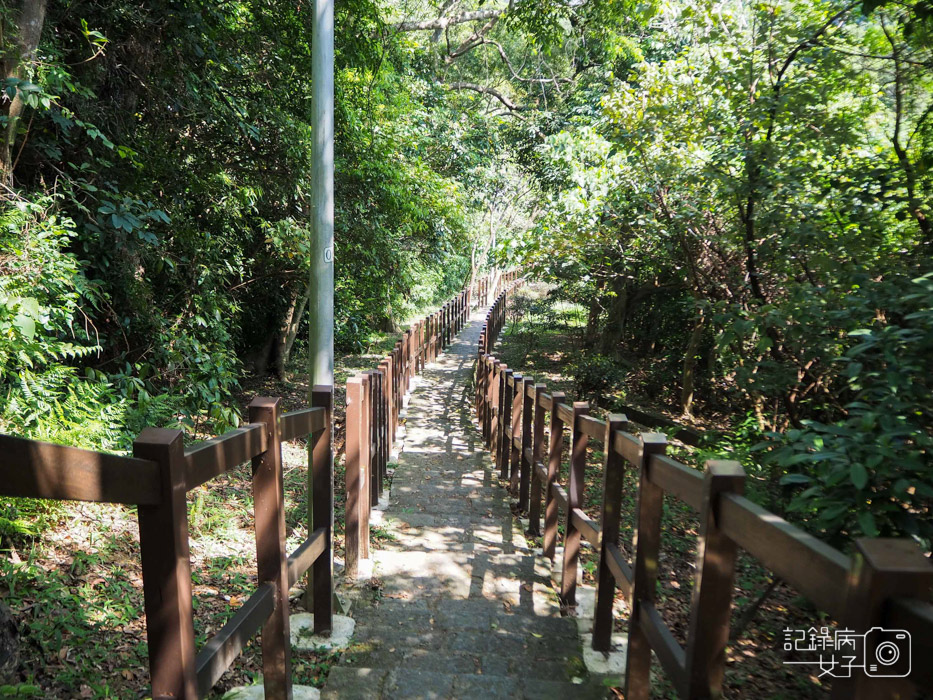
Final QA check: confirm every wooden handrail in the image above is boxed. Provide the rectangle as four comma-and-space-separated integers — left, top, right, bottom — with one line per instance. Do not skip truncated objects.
279, 406, 327, 442
0, 433, 161, 505
195, 583, 276, 697
646, 454, 704, 512
185, 423, 266, 491
1, 384, 336, 700
473, 279, 933, 699
719, 493, 851, 619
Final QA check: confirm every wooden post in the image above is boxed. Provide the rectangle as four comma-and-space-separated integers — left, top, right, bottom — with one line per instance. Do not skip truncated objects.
684, 461, 745, 696
365, 371, 380, 506
400, 333, 408, 396
135, 428, 197, 700
378, 361, 389, 474
248, 397, 292, 700
374, 369, 381, 493
398, 331, 406, 393
518, 376, 534, 512
417, 320, 424, 372
483, 355, 495, 448
429, 313, 436, 363
441, 304, 447, 348
344, 376, 362, 577
562, 401, 589, 607
449, 301, 454, 343
375, 369, 384, 493
593, 414, 629, 652
395, 342, 402, 429
489, 360, 501, 452
528, 384, 546, 536
422, 316, 428, 365
309, 385, 333, 633
500, 369, 514, 480
625, 433, 669, 700
360, 372, 372, 559
509, 372, 523, 494
475, 344, 485, 424
438, 305, 444, 351
833, 539, 933, 699
386, 354, 396, 452
544, 392, 566, 562
390, 345, 399, 443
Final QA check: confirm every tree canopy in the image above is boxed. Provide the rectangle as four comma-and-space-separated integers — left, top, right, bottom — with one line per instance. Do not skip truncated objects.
1, 0, 931, 548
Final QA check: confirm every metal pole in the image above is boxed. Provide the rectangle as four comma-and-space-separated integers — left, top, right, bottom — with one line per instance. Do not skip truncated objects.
307, 0, 334, 622
309, 0, 334, 389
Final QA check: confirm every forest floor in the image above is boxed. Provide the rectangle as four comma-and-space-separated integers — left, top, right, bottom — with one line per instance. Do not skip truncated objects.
495, 284, 834, 699
0, 335, 400, 698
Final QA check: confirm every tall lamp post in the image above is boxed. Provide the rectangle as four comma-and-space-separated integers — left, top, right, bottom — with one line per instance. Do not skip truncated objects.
307, 0, 334, 625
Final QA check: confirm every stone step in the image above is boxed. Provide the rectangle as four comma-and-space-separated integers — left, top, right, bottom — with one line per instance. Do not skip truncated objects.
321, 667, 609, 699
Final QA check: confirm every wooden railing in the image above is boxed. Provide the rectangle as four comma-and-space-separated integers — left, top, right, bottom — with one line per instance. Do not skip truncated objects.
474, 268, 515, 308
342, 269, 519, 575
475, 289, 933, 699
0, 390, 334, 699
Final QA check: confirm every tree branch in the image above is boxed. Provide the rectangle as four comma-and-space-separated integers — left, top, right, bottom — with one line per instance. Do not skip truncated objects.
447, 81, 523, 110
397, 8, 505, 32
450, 38, 573, 84
764, 2, 859, 143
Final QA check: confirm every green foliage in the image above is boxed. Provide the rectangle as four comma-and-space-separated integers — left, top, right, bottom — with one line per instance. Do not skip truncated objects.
570, 352, 626, 404
2, 0, 497, 448
506, 0, 933, 549
770, 274, 933, 547
0, 200, 102, 378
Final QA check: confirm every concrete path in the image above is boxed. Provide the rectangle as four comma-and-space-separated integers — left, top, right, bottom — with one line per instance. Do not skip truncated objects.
321, 310, 608, 699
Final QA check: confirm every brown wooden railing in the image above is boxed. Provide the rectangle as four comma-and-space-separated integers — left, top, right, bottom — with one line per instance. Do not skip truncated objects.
476, 287, 933, 700
343, 269, 520, 576
0, 390, 334, 699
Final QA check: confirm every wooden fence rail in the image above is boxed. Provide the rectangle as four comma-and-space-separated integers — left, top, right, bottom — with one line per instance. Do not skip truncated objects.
0, 389, 334, 699
475, 285, 933, 699
343, 269, 519, 576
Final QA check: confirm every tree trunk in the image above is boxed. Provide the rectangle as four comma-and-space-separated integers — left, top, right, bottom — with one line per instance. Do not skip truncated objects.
274, 280, 312, 379
680, 310, 705, 418
584, 277, 605, 346
283, 281, 311, 364
885, 20, 932, 244
2, 0, 48, 183
599, 281, 628, 355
